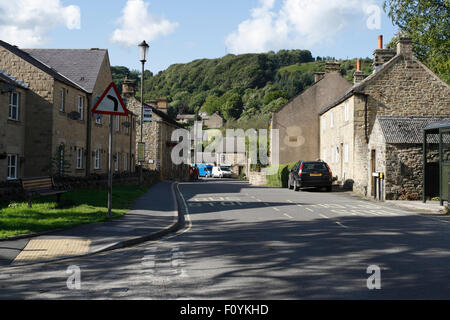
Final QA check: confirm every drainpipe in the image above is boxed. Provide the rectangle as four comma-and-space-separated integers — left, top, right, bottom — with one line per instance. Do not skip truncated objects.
86, 94, 92, 177
364, 94, 369, 143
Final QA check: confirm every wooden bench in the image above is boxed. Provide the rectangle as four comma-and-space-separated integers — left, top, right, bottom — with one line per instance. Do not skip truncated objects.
21, 177, 68, 208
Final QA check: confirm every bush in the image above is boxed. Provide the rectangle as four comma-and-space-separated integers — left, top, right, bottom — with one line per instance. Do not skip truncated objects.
266, 162, 297, 188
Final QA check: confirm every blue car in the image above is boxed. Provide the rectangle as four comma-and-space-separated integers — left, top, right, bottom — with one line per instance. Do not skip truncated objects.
197, 164, 213, 177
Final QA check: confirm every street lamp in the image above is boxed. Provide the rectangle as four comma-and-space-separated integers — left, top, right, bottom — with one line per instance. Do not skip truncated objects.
138, 40, 149, 186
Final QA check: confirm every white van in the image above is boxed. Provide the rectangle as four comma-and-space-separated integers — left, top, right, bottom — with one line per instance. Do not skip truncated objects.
212, 166, 232, 178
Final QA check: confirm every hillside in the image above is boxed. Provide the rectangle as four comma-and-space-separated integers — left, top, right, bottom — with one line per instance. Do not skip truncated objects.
112, 51, 372, 129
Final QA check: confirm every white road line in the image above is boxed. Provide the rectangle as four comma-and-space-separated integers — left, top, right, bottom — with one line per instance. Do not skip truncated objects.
273, 207, 280, 212
336, 221, 349, 228
305, 208, 314, 212
284, 213, 293, 219
287, 200, 293, 203
319, 214, 329, 219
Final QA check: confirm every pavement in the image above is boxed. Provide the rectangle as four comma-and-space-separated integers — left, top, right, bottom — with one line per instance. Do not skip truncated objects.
385, 200, 448, 214
0, 180, 181, 267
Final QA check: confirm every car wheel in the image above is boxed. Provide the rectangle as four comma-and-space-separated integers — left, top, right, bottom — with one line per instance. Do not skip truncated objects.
288, 177, 293, 189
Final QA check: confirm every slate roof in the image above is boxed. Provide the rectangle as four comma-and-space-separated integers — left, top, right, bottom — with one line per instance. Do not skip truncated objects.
23, 49, 107, 93
0, 40, 85, 92
377, 116, 450, 144
0, 69, 29, 89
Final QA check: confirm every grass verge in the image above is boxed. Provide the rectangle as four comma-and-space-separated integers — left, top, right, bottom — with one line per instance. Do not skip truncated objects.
0, 185, 148, 239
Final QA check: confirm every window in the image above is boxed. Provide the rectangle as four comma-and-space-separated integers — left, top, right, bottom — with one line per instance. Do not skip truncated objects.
322, 149, 327, 162
331, 147, 335, 163
95, 115, 102, 125
60, 89, 65, 112
59, 146, 65, 176
7, 154, 18, 179
76, 147, 83, 169
116, 116, 120, 132
322, 117, 326, 131
125, 116, 130, 134
344, 144, 349, 163
94, 150, 100, 169
330, 112, 334, 128
78, 96, 84, 120
344, 102, 349, 121
124, 153, 128, 171
114, 152, 119, 171
9, 92, 19, 121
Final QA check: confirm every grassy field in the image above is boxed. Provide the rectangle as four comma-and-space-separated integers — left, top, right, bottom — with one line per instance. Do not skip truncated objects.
0, 185, 148, 239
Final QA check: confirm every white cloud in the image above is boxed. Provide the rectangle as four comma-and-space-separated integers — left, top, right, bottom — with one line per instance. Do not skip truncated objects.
0, 0, 80, 47
225, 0, 377, 54
111, 0, 178, 47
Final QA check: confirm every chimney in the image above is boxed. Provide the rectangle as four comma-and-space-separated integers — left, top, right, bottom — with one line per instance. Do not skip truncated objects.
372, 35, 396, 73
156, 98, 168, 114
353, 59, 366, 84
397, 37, 413, 59
122, 76, 136, 98
325, 61, 340, 74
314, 72, 325, 83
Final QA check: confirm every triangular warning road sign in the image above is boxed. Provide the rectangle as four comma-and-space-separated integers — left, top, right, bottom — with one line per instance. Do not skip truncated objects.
92, 82, 128, 116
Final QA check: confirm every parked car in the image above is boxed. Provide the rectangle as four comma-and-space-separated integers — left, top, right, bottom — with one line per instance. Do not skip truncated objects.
212, 166, 232, 178
288, 161, 332, 192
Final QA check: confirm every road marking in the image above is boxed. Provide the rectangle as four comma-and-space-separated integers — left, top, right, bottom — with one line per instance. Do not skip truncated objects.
273, 207, 280, 212
336, 221, 349, 228
297, 204, 302, 207
305, 208, 314, 212
319, 214, 329, 219
287, 200, 293, 203
284, 213, 294, 219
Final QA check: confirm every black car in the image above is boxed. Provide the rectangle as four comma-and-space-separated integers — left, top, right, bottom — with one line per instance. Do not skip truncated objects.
288, 161, 333, 192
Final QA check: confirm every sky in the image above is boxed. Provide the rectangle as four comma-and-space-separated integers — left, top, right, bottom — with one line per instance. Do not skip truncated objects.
0, 0, 399, 73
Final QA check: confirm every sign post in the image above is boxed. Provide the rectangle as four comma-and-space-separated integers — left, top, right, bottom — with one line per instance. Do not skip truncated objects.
92, 82, 128, 218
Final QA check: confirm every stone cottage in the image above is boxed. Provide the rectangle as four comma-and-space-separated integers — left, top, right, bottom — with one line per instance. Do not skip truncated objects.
270, 61, 352, 165
319, 37, 450, 198
0, 40, 135, 179
0, 70, 29, 181
122, 77, 188, 180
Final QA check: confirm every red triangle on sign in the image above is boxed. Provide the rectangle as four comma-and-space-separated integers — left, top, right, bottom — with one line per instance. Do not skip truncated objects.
92, 82, 128, 116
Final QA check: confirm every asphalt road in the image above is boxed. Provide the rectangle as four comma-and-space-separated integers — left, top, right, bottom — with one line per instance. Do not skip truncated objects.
1, 179, 449, 299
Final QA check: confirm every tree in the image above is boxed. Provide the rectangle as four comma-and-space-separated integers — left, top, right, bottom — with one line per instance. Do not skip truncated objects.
383, 0, 450, 83
221, 93, 243, 120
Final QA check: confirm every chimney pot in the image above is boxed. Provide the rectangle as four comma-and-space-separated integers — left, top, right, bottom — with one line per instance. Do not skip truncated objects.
356, 59, 361, 72
378, 35, 383, 49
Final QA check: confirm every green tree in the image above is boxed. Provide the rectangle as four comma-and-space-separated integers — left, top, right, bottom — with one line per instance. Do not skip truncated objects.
221, 93, 243, 120
383, 0, 450, 83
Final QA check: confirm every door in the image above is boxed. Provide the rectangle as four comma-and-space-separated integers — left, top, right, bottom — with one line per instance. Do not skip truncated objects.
371, 150, 376, 196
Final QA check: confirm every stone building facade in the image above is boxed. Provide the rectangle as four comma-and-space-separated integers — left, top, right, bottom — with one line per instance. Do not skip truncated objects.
0, 71, 29, 181
271, 62, 352, 165
319, 37, 450, 198
0, 40, 135, 180
122, 77, 188, 180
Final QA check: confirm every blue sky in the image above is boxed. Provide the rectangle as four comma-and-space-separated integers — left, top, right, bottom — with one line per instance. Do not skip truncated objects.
0, 0, 398, 73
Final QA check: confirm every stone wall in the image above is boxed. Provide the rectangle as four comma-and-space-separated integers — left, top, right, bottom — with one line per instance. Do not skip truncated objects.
248, 171, 268, 186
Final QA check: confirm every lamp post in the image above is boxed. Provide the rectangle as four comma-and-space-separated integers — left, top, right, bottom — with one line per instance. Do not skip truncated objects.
138, 40, 149, 186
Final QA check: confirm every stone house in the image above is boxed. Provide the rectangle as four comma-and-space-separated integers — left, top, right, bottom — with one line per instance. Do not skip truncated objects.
0, 40, 135, 179
0, 70, 29, 181
201, 112, 223, 129
270, 62, 352, 165
122, 77, 188, 180
319, 37, 450, 198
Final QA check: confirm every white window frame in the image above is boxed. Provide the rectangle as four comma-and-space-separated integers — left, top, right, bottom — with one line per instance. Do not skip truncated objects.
76, 147, 83, 169
322, 117, 326, 131
125, 116, 130, 134
94, 149, 100, 169
95, 116, 102, 125
344, 144, 349, 163
330, 112, 334, 128
344, 102, 349, 121
124, 153, 128, 171
116, 115, 120, 132
9, 92, 19, 121
78, 96, 84, 120
114, 152, 119, 171
322, 149, 327, 162
7, 154, 18, 180
60, 88, 65, 112
331, 147, 335, 163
